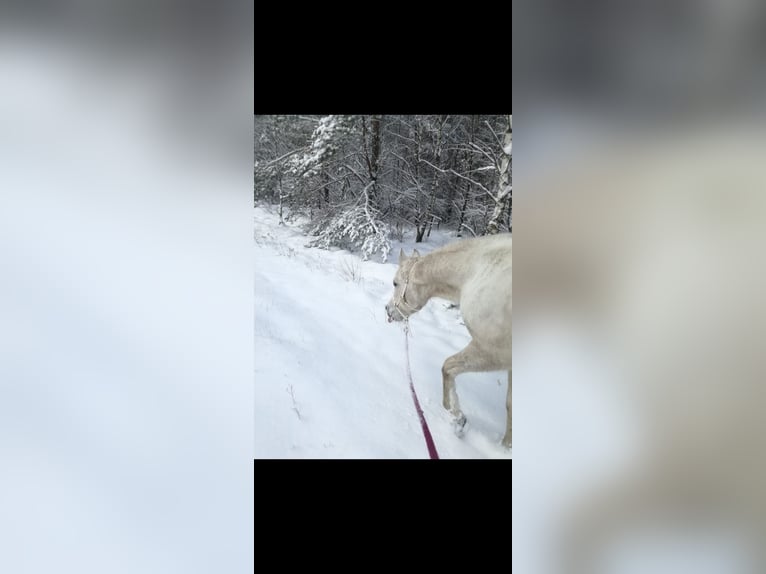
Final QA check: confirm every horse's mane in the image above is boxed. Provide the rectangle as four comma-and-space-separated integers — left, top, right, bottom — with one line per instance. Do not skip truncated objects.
435, 233, 512, 255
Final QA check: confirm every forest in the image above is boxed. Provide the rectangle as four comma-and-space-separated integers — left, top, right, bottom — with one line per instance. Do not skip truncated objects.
254, 115, 511, 261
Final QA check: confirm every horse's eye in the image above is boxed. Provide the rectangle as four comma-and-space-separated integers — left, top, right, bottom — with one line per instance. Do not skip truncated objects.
393, 281, 398, 287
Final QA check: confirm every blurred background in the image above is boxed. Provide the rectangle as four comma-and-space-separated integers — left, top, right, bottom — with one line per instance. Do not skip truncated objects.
513, 2, 766, 573
0, 3, 253, 573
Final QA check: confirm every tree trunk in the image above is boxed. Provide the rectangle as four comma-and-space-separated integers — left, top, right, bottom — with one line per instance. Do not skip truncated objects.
487, 115, 512, 235
456, 191, 469, 237
370, 115, 381, 180
363, 115, 383, 212
415, 223, 426, 242
426, 214, 438, 238
456, 116, 477, 236
418, 115, 446, 243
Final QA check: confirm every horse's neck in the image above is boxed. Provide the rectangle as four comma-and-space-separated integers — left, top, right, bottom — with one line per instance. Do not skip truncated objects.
416, 249, 472, 304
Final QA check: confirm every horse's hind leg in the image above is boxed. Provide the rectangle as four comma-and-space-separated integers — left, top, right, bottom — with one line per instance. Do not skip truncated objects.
442, 341, 503, 435
502, 371, 512, 447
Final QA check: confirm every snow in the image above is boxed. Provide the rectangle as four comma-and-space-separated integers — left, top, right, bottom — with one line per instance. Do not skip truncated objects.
254, 206, 512, 459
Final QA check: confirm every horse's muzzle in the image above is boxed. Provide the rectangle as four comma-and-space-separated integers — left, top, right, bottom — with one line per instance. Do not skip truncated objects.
385, 303, 398, 323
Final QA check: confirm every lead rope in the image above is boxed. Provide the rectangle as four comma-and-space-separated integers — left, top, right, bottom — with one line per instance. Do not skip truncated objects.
403, 320, 440, 460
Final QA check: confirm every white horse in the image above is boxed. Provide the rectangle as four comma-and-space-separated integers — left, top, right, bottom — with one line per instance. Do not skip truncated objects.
385, 234, 512, 447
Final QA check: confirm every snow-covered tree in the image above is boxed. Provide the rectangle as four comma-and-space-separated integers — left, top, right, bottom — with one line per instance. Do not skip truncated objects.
288, 115, 355, 178
254, 114, 511, 260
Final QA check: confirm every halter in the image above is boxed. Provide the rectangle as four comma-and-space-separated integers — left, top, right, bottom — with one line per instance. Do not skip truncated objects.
394, 263, 420, 319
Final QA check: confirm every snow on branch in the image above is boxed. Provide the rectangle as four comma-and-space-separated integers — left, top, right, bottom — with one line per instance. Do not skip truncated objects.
419, 158, 495, 200
307, 184, 391, 262
289, 115, 354, 178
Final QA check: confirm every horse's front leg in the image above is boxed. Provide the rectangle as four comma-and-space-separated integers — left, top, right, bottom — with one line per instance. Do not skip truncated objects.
441, 364, 467, 436
442, 341, 496, 436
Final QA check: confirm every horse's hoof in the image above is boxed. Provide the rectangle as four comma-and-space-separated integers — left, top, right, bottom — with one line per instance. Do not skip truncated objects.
452, 414, 467, 438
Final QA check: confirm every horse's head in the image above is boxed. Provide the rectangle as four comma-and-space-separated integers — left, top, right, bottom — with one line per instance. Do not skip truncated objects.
385, 248, 427, 322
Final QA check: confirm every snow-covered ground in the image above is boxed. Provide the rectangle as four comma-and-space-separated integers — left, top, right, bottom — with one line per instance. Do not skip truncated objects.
254, 206, 512, 459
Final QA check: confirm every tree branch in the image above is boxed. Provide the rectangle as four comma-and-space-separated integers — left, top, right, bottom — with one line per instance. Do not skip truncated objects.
469, 142, 499, 169
341, 163, 368, 186
459, 222, 477, 237
419, 158, 495, 200
485, 119, 504, 149
258, 146, 308, 168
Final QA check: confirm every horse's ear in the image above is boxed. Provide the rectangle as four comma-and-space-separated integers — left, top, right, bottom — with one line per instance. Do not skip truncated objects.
399, 248, 407, 262
412, 249, 421, 258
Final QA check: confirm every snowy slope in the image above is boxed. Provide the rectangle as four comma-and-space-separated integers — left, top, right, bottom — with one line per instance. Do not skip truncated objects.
254, 206, 512, 459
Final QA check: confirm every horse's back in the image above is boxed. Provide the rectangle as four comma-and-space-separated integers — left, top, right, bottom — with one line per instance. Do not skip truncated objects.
467, 234, 512, 287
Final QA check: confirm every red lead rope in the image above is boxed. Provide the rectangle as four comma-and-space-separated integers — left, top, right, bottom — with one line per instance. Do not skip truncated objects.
404, 326, 440, 460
